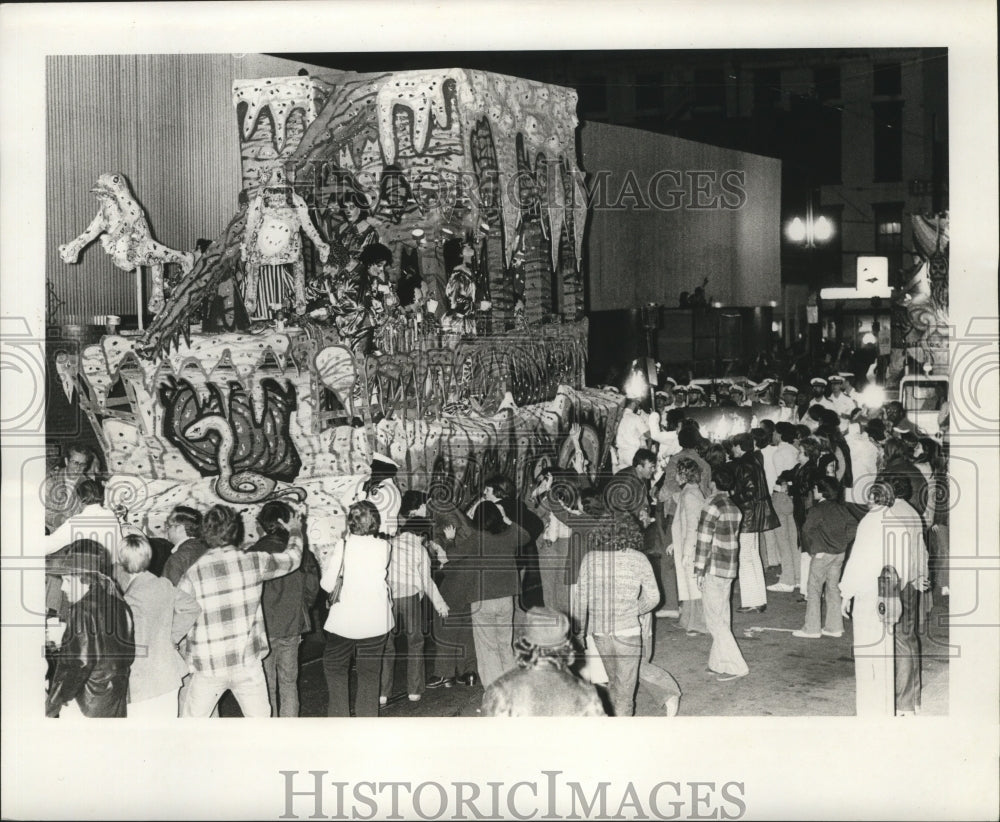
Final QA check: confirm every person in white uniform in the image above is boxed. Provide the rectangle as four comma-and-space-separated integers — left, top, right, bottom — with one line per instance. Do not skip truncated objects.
612, 398, 650, 473
819, 375, 857, 432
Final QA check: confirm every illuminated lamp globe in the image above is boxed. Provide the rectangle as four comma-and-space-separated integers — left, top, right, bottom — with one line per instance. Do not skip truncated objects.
861, 332, 878, 347
858, 384, 886, 409
813, 216, 834, 242
786, 217, 807, 243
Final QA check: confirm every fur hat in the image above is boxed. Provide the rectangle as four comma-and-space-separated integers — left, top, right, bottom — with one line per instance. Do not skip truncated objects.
518, 607, 570, 648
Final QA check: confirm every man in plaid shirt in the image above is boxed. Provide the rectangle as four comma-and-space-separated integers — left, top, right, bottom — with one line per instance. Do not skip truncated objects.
178, 504, 304, 717
693, 465, 749, 681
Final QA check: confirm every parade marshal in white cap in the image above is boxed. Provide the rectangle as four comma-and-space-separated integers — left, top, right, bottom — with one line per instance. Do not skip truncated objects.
686, 384, 705, 407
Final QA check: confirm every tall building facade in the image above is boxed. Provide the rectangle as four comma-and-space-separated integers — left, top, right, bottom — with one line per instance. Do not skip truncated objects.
525, 48, 948, 345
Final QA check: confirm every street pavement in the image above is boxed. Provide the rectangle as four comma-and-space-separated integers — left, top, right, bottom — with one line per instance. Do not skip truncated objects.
221, 569, 949, 718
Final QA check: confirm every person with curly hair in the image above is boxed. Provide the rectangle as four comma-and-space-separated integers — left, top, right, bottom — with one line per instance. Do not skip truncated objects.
571, 510, 661, 716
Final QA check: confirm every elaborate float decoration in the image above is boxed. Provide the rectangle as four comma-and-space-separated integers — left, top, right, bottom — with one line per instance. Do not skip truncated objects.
59, 173, 194, 327
55, 67, 622, 545
892, 213, 950, 377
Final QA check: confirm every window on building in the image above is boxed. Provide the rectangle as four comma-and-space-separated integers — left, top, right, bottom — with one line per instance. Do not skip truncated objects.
694, 68, 726, 114
578, 76, 608, 116
814, 66, 840, 100
874, 202, 904, 282
635, 72, 663, 112
873, 62, 902, 95
753, 68, 781, 110
872, 101, 904, 182
815, 105, 843, 184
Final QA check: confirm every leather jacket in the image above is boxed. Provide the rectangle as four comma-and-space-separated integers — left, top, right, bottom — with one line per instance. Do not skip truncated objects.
46, 576, 135, 717
731, 452, 779, 533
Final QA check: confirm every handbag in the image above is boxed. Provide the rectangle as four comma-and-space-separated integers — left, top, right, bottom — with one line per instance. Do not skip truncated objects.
326, 539, 347, 607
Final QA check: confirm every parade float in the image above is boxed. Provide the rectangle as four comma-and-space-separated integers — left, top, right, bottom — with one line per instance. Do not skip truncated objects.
54, 67, 623, 546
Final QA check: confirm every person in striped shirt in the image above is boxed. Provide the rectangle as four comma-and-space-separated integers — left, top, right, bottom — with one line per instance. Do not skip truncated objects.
178, 504, 304, 717
693, 466, 749, 681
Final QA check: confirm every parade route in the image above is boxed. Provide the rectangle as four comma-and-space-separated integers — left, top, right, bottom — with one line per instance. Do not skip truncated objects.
220, 576, 950, 719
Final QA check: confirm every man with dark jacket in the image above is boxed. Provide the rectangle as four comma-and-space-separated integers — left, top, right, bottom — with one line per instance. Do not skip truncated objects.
484, 474, 544, 610
162, 506, 210, 586
730, 433, 779, 613
45, 540, 135, 718
247, 501, 320, 717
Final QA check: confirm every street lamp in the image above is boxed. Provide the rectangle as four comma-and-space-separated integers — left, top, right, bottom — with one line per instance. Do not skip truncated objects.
785, 196, 834, 247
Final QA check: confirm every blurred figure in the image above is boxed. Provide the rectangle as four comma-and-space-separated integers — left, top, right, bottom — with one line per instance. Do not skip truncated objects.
914, 438, 949, 597
531, 466, 584, 617
118, 534, 200, 718
819, 375, 857, 431
612, 398, 650, 473
483, 474, 544, 611
46, 540, 135, 718
883, 401, 919, 437
482, 607, 605, 716
880, 439, 928, 519
844, 411, 881, 518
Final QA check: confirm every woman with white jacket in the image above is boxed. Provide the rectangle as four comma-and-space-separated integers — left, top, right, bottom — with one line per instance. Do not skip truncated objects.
320, 500, 394, 717
672, 458, 708, 635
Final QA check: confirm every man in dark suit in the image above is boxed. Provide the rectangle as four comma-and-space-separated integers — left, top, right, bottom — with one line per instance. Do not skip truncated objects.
162, 506, 209, 585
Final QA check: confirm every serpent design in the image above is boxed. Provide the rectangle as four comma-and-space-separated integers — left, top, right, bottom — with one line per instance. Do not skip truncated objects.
162, 377, 304, 503
184, 415, 306, 505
